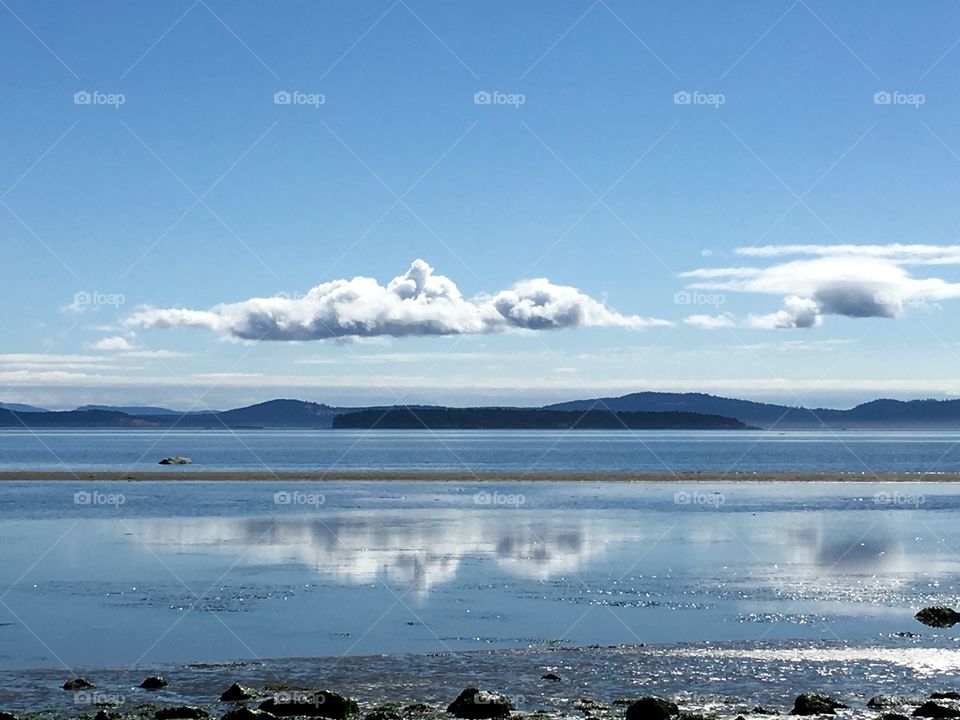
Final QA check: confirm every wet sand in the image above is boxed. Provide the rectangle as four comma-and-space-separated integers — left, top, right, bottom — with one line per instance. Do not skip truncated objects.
0, 470, 959, 481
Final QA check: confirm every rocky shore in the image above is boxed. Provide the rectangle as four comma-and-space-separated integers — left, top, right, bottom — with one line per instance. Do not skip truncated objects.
6, 680, 960, 720
3, 642, 960, 720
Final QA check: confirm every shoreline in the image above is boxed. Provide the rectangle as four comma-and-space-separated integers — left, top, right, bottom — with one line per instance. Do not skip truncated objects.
1, 469, 960, 482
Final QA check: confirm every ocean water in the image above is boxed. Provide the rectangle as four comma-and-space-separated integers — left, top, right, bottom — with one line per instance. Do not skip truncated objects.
3, 432, 960, 712
1, 480, 958, 675
3, 428, 960, 472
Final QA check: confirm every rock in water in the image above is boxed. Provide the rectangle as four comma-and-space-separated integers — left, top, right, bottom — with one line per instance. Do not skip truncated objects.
259, 690, 359, 719
0, 712, 18, 720
541, 673, 560, 681
221, 683, 258, 702
932, 694, 960, 701
446, 688, 512, 719
155, 708, 210, 720
881, 715, 911, 720
159, 456, 192, 465
625, 697, 680, 720
63, 678, 95, 690
141, 676, 169, 690
913, 703, 960, 718
915, 607, 960, 628
791, 694, 846, 716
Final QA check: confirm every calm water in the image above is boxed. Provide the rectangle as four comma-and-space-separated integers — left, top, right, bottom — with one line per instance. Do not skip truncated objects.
4, 433, 960, 711
3, 428, 960, 472
1, 480, 959, 674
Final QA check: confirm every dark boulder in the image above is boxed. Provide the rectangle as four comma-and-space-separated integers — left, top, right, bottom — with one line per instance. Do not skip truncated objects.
259, 690, 359, 719
625, 697, 679, 720
932, 694, 960, 701
881, 715, 911, 720
913, 703, 960, 718
751, 709, 779, 716
221, 684, 258, 702
159, 456, 192, 465
141, 677, 169, 690
915, 607, 960, 628
541, 673, 560, 682
790, 694, 846, 716
94, 712, 120, 720
447, 688, 512, 719
63, 678, 95, 690
155, 708, 210, 720
0, 712, 17, 720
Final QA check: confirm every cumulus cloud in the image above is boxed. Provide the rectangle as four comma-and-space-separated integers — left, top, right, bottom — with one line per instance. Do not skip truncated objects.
125, 259, 668, 341
684, 313, 736, 330
681, 244, 960, 329
92, 336, 133, 351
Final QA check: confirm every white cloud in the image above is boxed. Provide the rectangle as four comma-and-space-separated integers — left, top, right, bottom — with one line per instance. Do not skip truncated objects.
681, 244, 960, 329
684, 313, 736, 329
125, 259, 669, 340
92, 336, 133, 351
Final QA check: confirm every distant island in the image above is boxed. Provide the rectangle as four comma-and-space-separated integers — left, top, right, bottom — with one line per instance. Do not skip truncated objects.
331, 407, 749, 430
5, 392, 960, 429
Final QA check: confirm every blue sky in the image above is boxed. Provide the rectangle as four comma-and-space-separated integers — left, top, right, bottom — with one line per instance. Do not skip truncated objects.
4, 0, 960, 410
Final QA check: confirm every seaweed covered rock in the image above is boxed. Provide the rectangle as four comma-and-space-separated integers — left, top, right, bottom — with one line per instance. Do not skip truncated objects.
259, 690, 359, 719
155, 707, 210, 720
913, 702, 960, 718
141, 676, 169, 690
446, 688, 512, 719
221, 684, 258, 702
790, 694, 846, 716
625, 697, 679, 720
63, 678, 95, 690
915, 607, 960, 628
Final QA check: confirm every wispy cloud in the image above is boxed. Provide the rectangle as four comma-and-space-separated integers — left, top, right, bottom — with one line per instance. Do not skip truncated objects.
125, 259, 669, 341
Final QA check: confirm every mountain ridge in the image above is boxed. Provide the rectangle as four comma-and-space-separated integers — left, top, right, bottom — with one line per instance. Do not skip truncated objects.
3, 393, 960, 429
